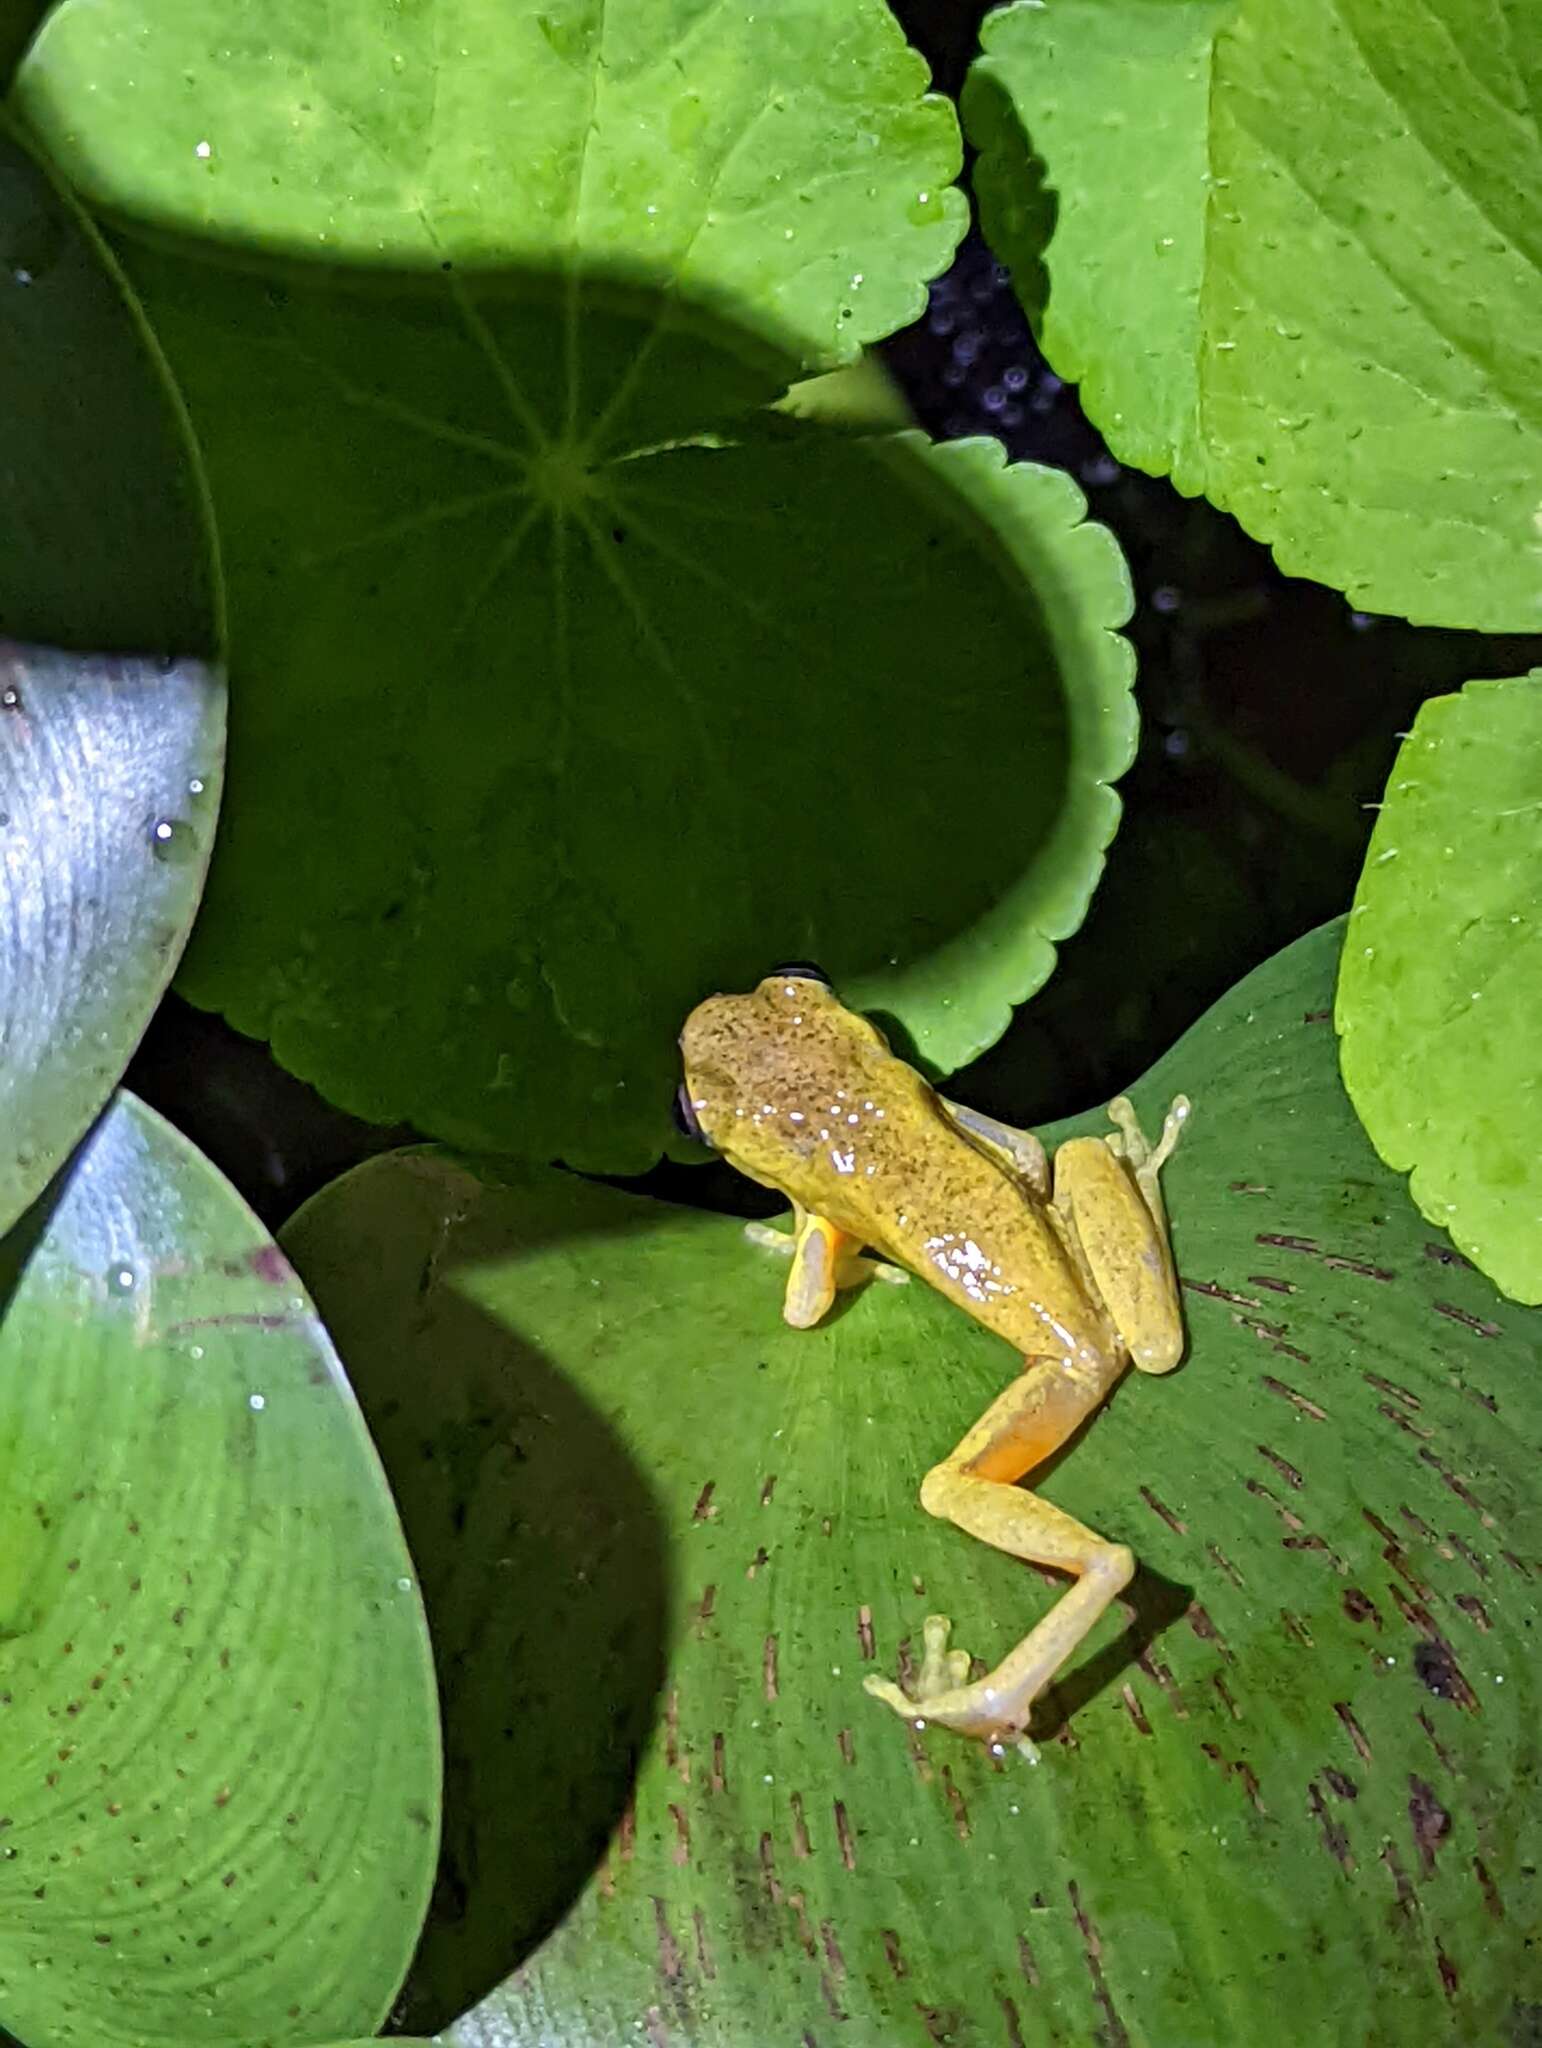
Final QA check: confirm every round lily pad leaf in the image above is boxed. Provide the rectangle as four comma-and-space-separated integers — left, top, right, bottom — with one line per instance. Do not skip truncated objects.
0, 644, 223, 1239
92, 246, 1135, 1171
0, 115, 214, 654
16, 0, 965, 368
0, 1091, 441, 2047
284, 921, 1540, 2046
963, 0, 1542, 631
1337, 671, 1542, 1306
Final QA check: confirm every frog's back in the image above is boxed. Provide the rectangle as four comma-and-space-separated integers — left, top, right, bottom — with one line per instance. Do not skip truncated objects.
681, 977, 1100, 1361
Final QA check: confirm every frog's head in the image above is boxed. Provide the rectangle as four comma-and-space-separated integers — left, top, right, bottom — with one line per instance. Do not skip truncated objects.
676, 963, 886, 1178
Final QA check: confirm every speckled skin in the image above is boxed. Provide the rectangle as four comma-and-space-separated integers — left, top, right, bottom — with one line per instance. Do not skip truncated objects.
680, 974, 1117, 1372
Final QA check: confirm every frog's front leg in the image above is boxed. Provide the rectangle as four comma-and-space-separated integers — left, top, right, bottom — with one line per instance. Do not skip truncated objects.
863, 1347, 1132, 1746
744, 1206, 907, 1330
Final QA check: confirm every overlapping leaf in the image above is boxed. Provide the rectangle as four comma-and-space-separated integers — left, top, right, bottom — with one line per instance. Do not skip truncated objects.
1338, 671, 1542, 1304
286, 922, 1541, 2046
0, 1093, 441, 2047
965, 0, 1542, 630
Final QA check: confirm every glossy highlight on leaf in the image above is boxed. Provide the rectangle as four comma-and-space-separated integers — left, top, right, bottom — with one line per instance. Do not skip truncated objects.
1337, 671, 1542, 1304
964, 0, 1542, 631
286, 922, 1540, 2047
0, 1093, 441, 2047
0, 643, 222, 1238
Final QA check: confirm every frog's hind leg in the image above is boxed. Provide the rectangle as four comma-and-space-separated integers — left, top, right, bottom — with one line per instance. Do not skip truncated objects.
936, 1098, 1049, 1197
744, 1206, 907, 1330
863, 1348, 1132, 1748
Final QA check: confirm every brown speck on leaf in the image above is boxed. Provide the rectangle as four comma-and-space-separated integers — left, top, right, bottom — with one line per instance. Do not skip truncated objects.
833, 1799, 857, 1871
1257, 1444, 1304, 1489
758, 1831, 781, 1904
1473, 1856, 1504, 1920
1343, 1588, 1382, 1628
1229, 1182, 1270, 1194
693, 1906, 716, 1978
1323, 1767, 1358, 1801
1323, 1254, 1394, 1281
667, 1803, 690, 1865
654, 1897, 683, 1982
213, 1785, 231, 1808
1183, 1277, 1261, 1308
1424, 1242, 1475, 1270
836, 1727, 854, 1766
856, 1605, 875, 1659
1417, 1709, 1455, 1771
746, 1546, 769, 1579
171, 1607, 188, 1627
221, 1871, 236, 1888
618, 1801, 636, 1862
1245, 1477, 1305, 1532
1256, 1233, 1320, 1255
691, 1481, 716, 1523
645, 2006, 669, 2048
759, 1474, 777, 1507
1448, 1533, 1489, 1581
1307, 1781, 1355, 1870
942, 1765, 971, 1838
1120, 1683, 1152, 1736
1001, 1995, 1028, 2048
1379, 1402, 1434, 1441
1381, 1840, 1416, 1916
1418, 1448, 1497, 1528
1251, 1274, 1299, 1296
1364, 1371, 1421, 1411
693, 1585, 717, 1637
1261, 1374, 1325, 1419
763, 1634, 780, 1701
1213, 1673, 1241, 1720
1234, 1760, 1267, 1812
1500, 1550, 1530, 1578
882, 1928, 908, 1979
1454, 1591, 1492, 1632
821, 1919, 847, 1979
788, 1889, 818, 1957
1068, 1881, 1131, 2048
1408, 1775, 1451, 1877
1413, 1636, 1480, 1711
1017, 1932, 1041, 1988
1400, 1504, 1438, 1543
663, 1691, 680, 1773
1334, 1702, 1373, 1763
1206, 1542, 1246, 1590
1186, 1603, 1231, 1657
1433, 1300, 1499, 1338
1139, 1485, 1187, 1534
1136, 1647, 1187, 1718
790, 1791, 812, 1859
1280, 1609, 1314, 1648
710, 1732, 726, 1794
1434, 1940, 1459, 1999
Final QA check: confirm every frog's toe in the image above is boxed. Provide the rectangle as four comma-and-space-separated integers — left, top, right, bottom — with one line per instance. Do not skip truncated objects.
862, 1673, 921, 1721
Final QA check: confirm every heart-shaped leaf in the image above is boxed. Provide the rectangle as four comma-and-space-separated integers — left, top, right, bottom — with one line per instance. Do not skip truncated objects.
964, 0, 1542, 631
0, 1092, 441, 2047
284, 920, 1540, 2045
16, 0, 964, 366
1338, 670, 1542, 1305
61, 229, 1137, 1170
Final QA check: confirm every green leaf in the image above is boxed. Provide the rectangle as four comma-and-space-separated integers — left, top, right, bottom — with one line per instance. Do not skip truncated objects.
964, 0, 1542, 632
82, 239, 1134, 1170
284, 921, 1541, 2046
15, 0, 965, 367
1337, 671, 1542, 1306
0, 645, 223, 1238
0, 116, 215, 653
0, 1092, 441, 2047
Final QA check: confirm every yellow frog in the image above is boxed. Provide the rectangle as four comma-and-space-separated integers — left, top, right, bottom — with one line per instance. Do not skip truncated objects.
677, 964, 1190, 1752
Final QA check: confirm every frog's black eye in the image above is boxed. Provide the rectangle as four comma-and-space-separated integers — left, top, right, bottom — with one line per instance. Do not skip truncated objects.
770, 960, 830, 986
672, 1082, 706, 1143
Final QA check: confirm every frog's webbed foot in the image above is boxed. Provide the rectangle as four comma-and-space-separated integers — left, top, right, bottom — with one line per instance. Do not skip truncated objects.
1104, 1094, 1190, 1224
863, 1615, 1041, 1760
